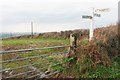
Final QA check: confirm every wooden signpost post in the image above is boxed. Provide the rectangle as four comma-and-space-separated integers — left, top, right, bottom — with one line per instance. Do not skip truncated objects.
82, 8, 110, 41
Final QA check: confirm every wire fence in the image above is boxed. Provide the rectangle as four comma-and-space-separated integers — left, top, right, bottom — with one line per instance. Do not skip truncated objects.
1, 45, 71, 79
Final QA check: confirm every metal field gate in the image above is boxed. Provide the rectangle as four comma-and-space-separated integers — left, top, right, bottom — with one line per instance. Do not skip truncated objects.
0, 33, 77, 79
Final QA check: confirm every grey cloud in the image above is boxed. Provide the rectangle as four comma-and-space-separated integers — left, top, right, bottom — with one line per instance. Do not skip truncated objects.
1, 10, 84, 26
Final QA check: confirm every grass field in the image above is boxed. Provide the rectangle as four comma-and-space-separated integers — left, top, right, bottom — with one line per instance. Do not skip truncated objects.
2, 38, 69, 51
1, 38, 70, 78
2, 38, 69, 45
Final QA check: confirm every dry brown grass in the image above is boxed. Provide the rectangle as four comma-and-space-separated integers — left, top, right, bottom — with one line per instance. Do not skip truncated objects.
75, 24, 119, 73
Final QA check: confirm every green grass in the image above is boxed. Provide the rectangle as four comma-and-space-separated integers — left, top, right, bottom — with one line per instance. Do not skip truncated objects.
2, 38, 69, 45
86, 61, 120, 78
2, 38, 69, 78
61, 55, 120, 78
2, 50, 66, 78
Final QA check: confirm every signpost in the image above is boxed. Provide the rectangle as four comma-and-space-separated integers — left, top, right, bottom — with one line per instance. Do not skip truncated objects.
94, 13, 101, 17
82, 15, 92, 19
95, 8, 110, 13
82, 8, 110, 41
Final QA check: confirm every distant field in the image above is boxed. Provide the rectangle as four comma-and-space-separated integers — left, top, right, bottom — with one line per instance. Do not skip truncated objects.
0, 32, 32, 39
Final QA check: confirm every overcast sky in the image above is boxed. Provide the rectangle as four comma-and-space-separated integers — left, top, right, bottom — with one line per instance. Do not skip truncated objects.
0, 0, 119, 33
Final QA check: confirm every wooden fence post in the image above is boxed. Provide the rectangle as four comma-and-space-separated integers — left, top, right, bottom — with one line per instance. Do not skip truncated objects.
66, 33, 77, 65
70, 33, 77, 48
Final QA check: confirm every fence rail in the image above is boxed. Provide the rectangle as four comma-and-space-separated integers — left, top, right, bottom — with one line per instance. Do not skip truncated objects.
1, 51, 65, 63
1, 33, 77, 78
1, 45, 71, 78
0, 45, 70, 54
